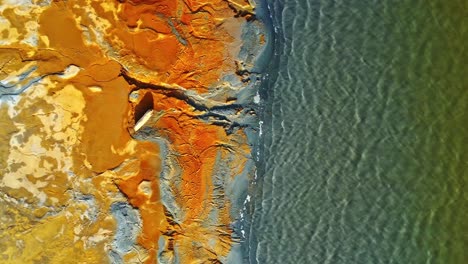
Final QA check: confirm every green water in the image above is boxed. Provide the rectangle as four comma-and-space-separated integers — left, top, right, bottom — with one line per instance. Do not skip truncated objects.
250, 0, 468, 263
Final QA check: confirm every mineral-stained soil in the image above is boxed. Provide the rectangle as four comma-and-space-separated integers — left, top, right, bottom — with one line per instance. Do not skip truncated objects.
0, 0, 265, 263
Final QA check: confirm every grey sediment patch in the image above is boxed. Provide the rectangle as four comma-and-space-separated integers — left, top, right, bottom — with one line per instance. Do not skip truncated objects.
236, 0, 278, 262
109, 201, 142, 264
74, 193, 98, 222
248, 0, 275, 73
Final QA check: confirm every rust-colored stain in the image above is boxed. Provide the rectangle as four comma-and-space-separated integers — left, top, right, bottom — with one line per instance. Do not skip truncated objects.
0, 0, 262, 263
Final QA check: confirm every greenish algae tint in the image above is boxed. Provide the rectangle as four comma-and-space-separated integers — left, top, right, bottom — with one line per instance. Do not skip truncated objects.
391, 1, 468, 263
249, 0, 468, 263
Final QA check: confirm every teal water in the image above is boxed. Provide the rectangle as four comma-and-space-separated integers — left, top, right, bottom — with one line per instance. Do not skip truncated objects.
250, 0, 467, 263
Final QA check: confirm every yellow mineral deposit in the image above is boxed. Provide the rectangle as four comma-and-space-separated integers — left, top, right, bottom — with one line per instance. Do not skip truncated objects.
0, 0, 261, 263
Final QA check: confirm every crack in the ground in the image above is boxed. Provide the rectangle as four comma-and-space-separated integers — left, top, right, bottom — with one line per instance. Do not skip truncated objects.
120, 68, 257, 133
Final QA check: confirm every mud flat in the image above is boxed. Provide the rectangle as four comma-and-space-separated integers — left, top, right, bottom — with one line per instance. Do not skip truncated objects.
0, 0, 270, 263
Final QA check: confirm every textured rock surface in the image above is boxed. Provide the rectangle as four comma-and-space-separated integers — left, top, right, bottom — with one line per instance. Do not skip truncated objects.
0, 0, 266, 263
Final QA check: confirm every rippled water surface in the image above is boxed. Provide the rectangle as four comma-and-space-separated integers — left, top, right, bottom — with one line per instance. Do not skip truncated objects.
249, 0, 467, 263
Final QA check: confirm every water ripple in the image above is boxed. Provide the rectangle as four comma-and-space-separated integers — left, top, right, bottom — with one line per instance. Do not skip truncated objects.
250, 0, 468, 263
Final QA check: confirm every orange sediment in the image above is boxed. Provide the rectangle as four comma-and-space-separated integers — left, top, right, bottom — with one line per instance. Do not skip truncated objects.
0, 0, 260, 262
